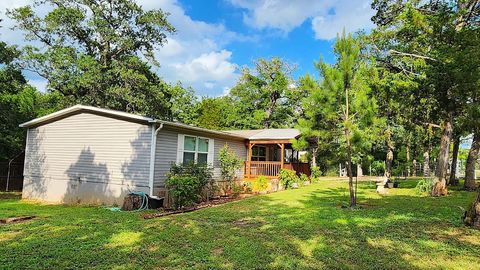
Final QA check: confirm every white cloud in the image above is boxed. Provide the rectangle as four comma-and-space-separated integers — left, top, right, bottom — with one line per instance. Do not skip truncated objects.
311, 1, 374, 40
170, 50, 238, 83
1, 0, 244, 96
229, 0, 374, 40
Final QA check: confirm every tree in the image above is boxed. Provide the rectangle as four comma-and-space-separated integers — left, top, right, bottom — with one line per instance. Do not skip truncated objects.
229, 57, 296, 129
298, 32, 378, 207
0, 40, 61, 161
8, 0, 178, 118
371, 0, 480, 196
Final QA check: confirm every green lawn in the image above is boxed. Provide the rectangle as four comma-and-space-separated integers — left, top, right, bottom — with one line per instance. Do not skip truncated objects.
1, 180, 480, 270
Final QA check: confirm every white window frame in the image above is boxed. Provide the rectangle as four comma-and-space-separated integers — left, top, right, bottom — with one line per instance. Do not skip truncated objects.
177, 134, 214, 166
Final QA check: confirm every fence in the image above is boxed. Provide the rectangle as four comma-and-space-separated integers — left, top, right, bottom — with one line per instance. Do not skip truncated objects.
0, 162, 24, 191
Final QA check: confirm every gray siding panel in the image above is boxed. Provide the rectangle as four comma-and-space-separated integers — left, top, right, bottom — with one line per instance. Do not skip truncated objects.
23, 112, 152, 204
153, 126, 247, 192
153, 128, 179, 189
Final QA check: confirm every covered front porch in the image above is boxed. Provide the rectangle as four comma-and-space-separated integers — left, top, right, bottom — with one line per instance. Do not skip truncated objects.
244, 140, 311, 178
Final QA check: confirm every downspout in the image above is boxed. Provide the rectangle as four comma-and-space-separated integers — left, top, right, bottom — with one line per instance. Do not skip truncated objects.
148, 122, 164, 197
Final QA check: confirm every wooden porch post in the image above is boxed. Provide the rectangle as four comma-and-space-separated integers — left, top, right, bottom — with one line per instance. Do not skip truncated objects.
280, 143, 285, 169
247, 143, 253, 178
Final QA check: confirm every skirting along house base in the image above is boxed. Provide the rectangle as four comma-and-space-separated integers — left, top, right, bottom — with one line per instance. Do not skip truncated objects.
20, 105, 310, 204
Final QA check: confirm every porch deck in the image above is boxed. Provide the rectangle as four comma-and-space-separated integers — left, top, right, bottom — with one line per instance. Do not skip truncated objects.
243, 161, 311, 178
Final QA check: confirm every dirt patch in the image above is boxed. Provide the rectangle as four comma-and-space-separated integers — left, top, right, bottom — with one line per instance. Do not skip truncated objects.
232, 218, 266, 228
212, 247, 224, 256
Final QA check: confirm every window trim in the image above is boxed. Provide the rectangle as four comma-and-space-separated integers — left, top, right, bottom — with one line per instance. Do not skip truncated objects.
181, 135, 211, 165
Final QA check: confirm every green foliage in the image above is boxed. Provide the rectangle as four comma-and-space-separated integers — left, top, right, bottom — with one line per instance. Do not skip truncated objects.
166, 162, 213, 209
279, 169, 300, 189
0, 42, 61, 161
231, 183, 243, 197
415, 178, 435, 195
218, 144, 243, 188
371, 160, 386, 176
252, 176, 269, 192
7, 0, 186, 119
228, 57, 302, 129
299, 173, 310, 185
165, 175, 200, 210
311, 166, 321, 181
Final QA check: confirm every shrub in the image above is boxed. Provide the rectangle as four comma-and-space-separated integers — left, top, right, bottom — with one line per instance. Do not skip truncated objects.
218, 144, 243, 190
252, 176, 269, 192
243, 180, 253, 193
299, 173, 309, 185
371, 160, 385, 176
166, 162, 214, 209
279, 169, 300, 189
165, 175, 200, 209
231, 183, 243, 197
415, 178, 434, 195
311, 166, 321, 181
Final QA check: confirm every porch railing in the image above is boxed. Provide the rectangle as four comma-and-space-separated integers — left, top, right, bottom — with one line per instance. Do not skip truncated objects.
245, 161, 312, 178
245, 161, 282, 178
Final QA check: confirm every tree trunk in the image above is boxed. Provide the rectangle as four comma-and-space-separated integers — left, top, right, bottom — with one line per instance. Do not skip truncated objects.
311, 147, 318, 168
406, 142, 411, 177
346, 137, 355, 207
412, 142, 417, 177
412, 159, 417, 177
463, 188, 480, 229
345, 84, 355, 207
449, 136, 460, 186
432, 119, 453, 196
423, 150, 430, 177
465, 132, 479, 190
385, 145, 394, 181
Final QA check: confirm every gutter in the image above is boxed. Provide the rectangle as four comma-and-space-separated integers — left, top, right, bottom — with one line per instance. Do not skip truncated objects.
148, 122, 164, 197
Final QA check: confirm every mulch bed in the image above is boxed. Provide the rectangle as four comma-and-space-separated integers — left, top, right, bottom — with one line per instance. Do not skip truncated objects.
0, 216, 35, 224
141, 195, 253, 219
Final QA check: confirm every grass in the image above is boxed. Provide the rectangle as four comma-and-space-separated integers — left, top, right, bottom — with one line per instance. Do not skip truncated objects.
1, 180, 480, 270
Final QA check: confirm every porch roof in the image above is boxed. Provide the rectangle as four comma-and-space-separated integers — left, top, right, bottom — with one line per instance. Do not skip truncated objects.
227, 128, 300, 140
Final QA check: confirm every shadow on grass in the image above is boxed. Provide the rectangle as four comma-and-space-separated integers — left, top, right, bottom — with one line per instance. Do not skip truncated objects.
1, 181, 479, 269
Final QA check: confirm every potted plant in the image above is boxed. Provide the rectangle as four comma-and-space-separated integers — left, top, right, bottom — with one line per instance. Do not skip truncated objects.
387, 180, 394, 188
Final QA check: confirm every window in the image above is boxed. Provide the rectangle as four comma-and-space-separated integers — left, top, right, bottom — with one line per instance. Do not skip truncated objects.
180, 135, 211, 165
251, 145, 266, 161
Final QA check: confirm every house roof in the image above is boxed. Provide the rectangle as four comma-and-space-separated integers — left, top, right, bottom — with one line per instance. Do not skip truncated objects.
20, 105, 300, 141
19, 104, 155, 128
227, 129, 300, 140
19, 105, 247, 140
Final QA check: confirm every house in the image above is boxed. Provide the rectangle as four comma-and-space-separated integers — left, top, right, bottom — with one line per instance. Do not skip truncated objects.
19, 105, 309, 204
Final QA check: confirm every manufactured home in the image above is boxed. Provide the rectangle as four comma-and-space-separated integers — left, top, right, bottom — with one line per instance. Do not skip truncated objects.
20, 105, 309, 204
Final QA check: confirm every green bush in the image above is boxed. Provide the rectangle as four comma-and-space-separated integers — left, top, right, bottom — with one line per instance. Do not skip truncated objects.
311, 166, 321, 181
299, 173, 309, 185
218, 144, 243, 190
231, 183, 243, 197
166, 162, 213, 209
165, 175, 200, 209
279, 169, 300, 189
415, 178, 434, 195
252, 176, 269, 192
371, 160, 385, 176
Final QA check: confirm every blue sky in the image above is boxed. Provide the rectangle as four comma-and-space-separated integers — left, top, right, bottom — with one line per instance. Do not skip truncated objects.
0, 0, 375, 96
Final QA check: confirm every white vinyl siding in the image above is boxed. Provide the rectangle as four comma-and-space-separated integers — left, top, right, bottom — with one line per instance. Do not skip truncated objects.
22, 112, 151, 204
